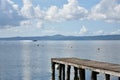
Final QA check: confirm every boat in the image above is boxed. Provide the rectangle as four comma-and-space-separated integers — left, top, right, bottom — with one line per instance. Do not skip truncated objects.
33, 40, 38, 42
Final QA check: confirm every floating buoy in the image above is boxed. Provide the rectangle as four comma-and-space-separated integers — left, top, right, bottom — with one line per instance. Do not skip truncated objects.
98, 48, 100, 50
37, 44, 39, 46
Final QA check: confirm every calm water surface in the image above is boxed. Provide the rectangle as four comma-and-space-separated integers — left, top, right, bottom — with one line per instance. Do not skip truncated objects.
0, 40, 120, 80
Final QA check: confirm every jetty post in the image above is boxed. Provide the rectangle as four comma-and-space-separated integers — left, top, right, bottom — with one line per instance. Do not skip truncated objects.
91, 71, 99, 80
105, 74, 110, 80
118, 77, 120, 80
79, 68, 85, 80
74, 67, 79, 80
51, 62, 55, 80
58, 64, 62, 80
66, 65, 71, 80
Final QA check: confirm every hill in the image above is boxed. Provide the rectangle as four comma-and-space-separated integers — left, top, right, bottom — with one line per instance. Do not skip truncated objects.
0, 35, 120, 40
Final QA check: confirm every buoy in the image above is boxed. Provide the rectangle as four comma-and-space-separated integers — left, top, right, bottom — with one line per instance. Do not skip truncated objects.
37, 44, 39, 46
98, 48, 100, 50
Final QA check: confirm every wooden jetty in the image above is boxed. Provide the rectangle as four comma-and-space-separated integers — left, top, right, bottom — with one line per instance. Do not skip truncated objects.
51, 58, 120, 80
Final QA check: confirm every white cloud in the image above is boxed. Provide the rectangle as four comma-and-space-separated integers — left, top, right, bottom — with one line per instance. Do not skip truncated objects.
34, 6, 44, 19
111, 29, 120, 35
21, 0, 34, 18
19, 0, 120, 24
59, 0, 88, 20
42, 27, 57, 35
79, 26, 88, 35
0, 0, 119, 29
20, 19, 43, 29
20, 0, 88, 28
0, 0, 25, 28
45, 6, 59, 21
36, 21, 43, 28
7, 0, 19, 11
21, 0, 45, 20
93, 30, 104, 35
45, 0, 88, 21
44, 29, 56, 34
20, 0, 45, 29
20, 20, 32, 26
0, 0, 88, 28
89, 0, 120, 23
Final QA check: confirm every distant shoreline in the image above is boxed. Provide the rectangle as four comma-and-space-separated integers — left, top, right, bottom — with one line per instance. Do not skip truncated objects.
0, 35, 120, 40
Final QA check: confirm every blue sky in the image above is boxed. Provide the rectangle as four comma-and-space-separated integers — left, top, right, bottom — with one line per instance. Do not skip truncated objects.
0, 0, 120, 37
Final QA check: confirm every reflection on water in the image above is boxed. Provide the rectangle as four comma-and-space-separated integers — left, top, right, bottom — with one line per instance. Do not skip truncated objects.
0, 40, 120, 80
21, 42, 31, 80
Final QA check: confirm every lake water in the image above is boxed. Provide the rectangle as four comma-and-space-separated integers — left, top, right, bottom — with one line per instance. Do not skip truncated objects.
0, 40, 120, 80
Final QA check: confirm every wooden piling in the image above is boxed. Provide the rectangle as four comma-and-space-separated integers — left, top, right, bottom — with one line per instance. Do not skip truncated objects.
105, 74, 110, 80
59, 64, 62, 80
79, 68, 85, 80
62, 64, 65, 80
118, 77, 120, 80
52, 62, 55, 80
91, 71, 99, 80
74, 67, 79, 80
66, 65, 71, 80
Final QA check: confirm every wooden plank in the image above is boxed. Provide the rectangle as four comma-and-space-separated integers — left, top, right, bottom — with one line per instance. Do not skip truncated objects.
51, 58, 120, 77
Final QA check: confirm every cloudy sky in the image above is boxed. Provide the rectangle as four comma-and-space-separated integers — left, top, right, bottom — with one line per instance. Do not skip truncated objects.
0, 0, 120, 37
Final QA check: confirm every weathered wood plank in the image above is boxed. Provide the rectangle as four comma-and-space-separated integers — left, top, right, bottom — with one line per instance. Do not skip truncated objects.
51, 58, 120, 77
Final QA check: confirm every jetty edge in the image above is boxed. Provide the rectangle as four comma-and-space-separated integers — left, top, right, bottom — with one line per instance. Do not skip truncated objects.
51, 57, 120, 80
